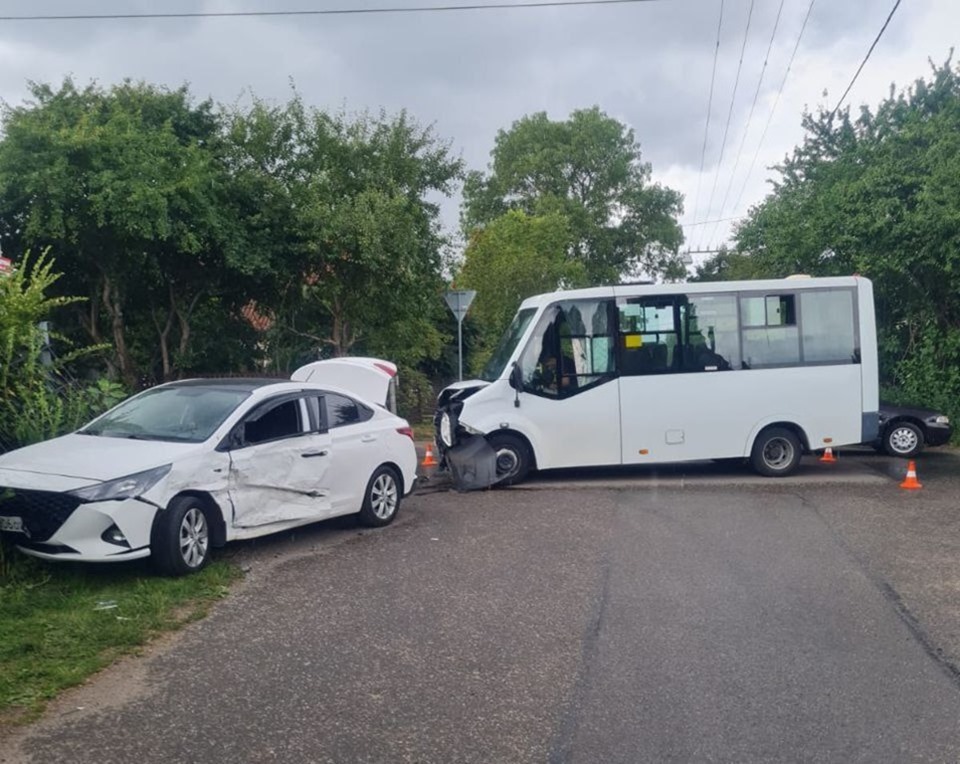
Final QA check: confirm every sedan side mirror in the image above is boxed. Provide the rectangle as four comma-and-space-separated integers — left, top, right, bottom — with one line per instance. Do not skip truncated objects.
217, 426, 246, 452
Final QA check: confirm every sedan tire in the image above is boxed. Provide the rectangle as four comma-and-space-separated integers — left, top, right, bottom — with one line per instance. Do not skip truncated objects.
883, 421, 924, 458
152, 497, 212, 576
358, 465, 402, 528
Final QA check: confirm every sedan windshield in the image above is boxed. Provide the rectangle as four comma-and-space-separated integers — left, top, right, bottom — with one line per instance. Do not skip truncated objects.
479, 307, 537, 382
80, 386, 251, 443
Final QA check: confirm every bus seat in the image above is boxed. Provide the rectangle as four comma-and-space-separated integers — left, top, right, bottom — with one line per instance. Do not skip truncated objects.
651, 343, 669, 371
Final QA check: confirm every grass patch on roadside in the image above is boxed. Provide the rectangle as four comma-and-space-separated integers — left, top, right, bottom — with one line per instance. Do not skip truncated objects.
0, 547, 242, 725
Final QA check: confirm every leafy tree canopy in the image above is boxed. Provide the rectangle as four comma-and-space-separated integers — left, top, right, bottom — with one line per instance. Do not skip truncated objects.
225, 96, 464, 367
0, 78, 232, 384
462, 107, 685, 283
456, 210, 586, 368
711, 58, 960, 421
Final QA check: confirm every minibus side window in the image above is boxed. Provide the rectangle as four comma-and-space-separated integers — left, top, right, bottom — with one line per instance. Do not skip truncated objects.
740, 293, 800, 367
619, 297, 680, 375
679, 294, 740, 372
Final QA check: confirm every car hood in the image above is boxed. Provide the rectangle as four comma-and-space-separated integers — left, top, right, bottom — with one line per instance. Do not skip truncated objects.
0, 433, 201, 485
879, 402, 943, 419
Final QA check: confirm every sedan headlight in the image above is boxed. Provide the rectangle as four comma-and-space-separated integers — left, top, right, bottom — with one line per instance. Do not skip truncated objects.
930, 415, 950, 425
69, 464, 172, 502
439, 412, 453, 448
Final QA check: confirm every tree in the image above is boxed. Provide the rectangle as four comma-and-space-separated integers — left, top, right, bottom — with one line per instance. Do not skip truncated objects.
731, 59, 960, 422
456, 210, 586, 368
0, 79, 235, 385
224, 97, 463, 369
690, 246, 760, 282
462, 107, 685, 283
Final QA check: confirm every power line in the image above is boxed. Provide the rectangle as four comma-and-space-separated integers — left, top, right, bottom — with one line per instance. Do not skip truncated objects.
0, 0, 663, 22
698, 0, 755, 249
690, 0, 725, 240
707, 0, 785, 245
730, 0, 816, 218
681, 216, 738, 228
829, 0, 903, 119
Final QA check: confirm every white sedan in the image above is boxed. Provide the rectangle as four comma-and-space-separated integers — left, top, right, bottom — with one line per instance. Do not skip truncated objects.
0, 361, 417, 575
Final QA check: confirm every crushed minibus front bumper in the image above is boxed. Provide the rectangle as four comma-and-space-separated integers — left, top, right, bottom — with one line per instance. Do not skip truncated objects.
434, 398, 500, 491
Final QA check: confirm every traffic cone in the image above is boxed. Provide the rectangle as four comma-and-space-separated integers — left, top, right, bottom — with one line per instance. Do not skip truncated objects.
900, 460, 922, 490
421, 443, 438, 468
819, 446, 838, 463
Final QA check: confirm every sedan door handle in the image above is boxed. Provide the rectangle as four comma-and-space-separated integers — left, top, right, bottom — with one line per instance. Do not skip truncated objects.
301, 450, 329, 458
360, 435, 377, 443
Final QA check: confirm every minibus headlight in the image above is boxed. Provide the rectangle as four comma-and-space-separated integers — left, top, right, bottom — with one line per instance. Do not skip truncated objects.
439, 413, 454, 448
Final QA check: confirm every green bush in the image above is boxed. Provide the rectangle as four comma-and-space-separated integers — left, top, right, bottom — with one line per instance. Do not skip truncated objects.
0, 250, 113, 453
396, 366, 436, 425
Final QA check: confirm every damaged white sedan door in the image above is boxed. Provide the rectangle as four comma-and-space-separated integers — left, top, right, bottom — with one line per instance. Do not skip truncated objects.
225, 394, 333, 528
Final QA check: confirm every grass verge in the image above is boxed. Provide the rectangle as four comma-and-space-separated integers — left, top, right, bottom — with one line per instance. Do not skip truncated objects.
0, 545, 242, 726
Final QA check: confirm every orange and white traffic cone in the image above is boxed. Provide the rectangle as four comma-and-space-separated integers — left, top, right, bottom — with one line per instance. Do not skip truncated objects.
900, 460, 922, 490
819, 446, 838, 463
421, 443, 438, 468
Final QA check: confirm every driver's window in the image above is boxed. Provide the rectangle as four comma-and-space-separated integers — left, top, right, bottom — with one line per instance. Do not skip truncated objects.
242, 399, 304, 445
518, 299, 616, 398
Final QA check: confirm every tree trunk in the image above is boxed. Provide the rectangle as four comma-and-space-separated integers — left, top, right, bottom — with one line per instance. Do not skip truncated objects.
327, 296, 358, 357
76, 283, 118, 379
152, 304, 175, 382
100, 275, 137, 388
174, 291, 202, 379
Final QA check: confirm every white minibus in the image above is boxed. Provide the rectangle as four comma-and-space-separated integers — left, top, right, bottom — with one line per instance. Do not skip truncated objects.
435, 276, 878, 486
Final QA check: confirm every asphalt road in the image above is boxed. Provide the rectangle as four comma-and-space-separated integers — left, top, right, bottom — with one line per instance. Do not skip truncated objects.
5, 450, 960, 763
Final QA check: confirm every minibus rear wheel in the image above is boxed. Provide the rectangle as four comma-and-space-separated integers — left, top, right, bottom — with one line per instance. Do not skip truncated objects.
750, 426, 802, 477
487, 432, 532, 486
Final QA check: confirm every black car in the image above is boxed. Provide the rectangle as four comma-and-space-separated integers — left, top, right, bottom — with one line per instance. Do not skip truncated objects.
875, 402, 953, 457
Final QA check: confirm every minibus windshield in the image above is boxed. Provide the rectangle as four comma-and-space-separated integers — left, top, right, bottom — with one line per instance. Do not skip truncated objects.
479, 308, 537, 381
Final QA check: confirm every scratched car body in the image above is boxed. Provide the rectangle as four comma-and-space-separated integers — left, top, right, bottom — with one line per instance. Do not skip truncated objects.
0, 361, 417, 575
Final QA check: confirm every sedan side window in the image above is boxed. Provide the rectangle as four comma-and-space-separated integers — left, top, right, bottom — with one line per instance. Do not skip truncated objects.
243, 399, 304, 445
325, 393, 373, 429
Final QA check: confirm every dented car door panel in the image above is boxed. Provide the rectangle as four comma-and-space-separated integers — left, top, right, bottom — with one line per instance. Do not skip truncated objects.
226, 396, 333, 528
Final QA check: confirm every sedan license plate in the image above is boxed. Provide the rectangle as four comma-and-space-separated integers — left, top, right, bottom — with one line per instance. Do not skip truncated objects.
0, 515, 24, 533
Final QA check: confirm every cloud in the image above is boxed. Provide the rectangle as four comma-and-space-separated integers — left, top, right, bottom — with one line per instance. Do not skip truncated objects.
0, 0, 955, 255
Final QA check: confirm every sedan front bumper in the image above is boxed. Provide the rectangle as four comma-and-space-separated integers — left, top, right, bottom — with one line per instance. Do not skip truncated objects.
1, 489, 159, 562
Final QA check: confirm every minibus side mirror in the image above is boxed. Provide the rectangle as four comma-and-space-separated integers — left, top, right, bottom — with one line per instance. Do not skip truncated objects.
509, 362, 523, 407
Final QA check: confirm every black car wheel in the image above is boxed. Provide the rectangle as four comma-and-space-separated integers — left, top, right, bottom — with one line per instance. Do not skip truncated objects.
152, 497, 212, 576
358, 465, 402, 527
883, 421, 924, 458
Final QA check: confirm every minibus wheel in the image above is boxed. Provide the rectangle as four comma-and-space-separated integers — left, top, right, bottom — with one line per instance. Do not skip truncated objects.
750, 426, 802, 477
487, 432, 532, 486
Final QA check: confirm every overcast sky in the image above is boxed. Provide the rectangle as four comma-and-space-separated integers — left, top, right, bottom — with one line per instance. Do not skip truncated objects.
0, 0, 956, 265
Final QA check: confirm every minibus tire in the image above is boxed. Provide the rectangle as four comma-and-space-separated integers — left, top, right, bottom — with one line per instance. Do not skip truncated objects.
487, 432, 532, 486
750, 426, 802, 477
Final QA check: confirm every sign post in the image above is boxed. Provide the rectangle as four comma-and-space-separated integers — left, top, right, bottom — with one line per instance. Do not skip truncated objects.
443, 289, 476, 381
